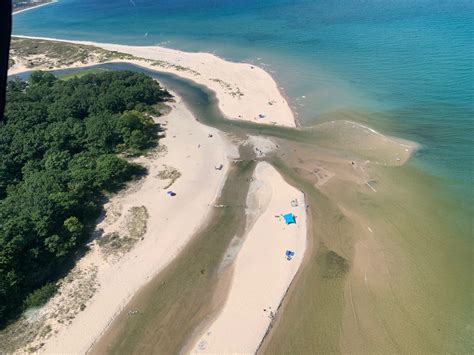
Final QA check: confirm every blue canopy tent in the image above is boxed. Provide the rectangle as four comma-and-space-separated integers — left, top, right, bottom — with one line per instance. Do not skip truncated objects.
285, 250, 295, 260
283, 213, 296, 225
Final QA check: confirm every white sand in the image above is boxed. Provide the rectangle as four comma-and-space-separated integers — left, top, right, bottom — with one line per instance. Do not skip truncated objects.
10, 35, 296, 127
190, 162, 307, 354
38, 95, 237, 354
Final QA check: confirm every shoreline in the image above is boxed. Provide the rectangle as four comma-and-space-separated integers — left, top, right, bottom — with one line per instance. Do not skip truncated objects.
12, 0, 57, 15
8, 36, 420, 158
9, 35, 297, 127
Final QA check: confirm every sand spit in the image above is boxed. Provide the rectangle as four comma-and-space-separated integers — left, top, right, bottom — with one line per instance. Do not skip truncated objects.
12, 0, 58, 15
16, 95, 237, 353
10, 35, 296, 127
190, 162, 307, 354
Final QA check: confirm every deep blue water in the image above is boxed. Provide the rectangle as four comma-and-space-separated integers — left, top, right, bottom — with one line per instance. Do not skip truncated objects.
13, 0, 474, 212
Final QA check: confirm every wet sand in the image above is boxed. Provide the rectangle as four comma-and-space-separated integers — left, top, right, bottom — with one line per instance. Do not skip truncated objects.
145, 66, 472, 354
260, 143, 473, 354
190, 162, 307, 354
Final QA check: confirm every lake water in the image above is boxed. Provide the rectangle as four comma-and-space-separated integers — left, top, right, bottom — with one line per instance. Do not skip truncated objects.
13, 0, 474, 213
12, 0, 473, 351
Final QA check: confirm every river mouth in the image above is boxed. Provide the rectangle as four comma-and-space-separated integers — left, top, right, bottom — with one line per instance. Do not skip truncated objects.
91, 155, 257, 355
12, 63, 473, 353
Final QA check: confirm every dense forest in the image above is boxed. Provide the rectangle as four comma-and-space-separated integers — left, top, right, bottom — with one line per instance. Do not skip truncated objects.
0, 70, 170, 325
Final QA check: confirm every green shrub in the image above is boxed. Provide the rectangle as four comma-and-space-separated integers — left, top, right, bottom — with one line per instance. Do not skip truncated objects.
23, 283, 57, 310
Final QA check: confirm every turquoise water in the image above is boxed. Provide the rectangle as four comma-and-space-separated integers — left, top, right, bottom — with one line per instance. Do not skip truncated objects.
13, 0, 473, 214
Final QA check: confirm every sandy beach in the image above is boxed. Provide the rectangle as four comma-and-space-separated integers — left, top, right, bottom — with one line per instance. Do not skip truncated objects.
16, 100, 311, 353
5, 35, 311, 353
16, 94, 236, 353
190, 162, 307, 354
9, 35, 296, 127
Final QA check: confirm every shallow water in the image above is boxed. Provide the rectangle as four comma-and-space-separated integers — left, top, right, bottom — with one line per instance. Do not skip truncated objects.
13, 0, 474, 211
91, 157, 256, 355
29, 63, 473, 353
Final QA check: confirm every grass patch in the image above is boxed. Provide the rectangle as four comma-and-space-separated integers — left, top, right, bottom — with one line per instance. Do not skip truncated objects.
97, 232, 136, 256
57, 68, 109, 80
0, 266, 98, 353
10, 37, 134, 70
126, 206, 148, 240
210, 78, 243, 98
97, 206, 149, 258
156, 165, 181, 189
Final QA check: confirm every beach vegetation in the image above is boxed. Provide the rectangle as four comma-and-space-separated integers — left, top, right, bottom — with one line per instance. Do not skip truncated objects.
97, 206, 148, 258
9, 37, 135, 71
156, 165, 181, 189
56, 68, 109, 81
23, 283, 58, 310
0, 70, 170, 326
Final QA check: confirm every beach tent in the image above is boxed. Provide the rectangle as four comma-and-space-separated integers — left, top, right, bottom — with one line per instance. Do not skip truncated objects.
167, 191, 176, 197
283, 213, 296, 225
285, 250, 295, 260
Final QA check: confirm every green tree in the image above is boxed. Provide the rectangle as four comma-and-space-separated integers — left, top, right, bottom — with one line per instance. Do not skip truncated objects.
0, 70, 170, 324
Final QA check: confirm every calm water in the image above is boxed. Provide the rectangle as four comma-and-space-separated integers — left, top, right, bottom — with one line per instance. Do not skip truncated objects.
13, 0, 474, 213
20, 62, 472, 353
11, 29, 474, 354
13, 0, 472, 233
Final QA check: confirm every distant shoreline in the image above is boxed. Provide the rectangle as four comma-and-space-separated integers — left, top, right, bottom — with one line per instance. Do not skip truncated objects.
9, 35, 298, 127
13, 0, 57, 15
